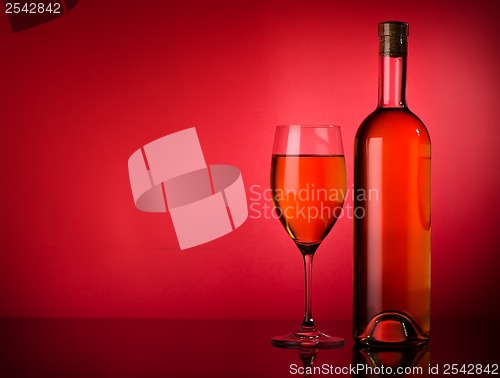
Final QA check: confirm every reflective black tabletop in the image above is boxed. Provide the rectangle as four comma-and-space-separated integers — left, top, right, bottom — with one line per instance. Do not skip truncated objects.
1, 319, 499, 377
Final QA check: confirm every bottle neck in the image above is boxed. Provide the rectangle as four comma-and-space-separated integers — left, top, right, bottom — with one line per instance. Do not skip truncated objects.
378, 55, 407, 108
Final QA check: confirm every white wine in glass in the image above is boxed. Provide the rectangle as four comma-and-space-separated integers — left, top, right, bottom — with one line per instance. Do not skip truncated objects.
271, 125, 346, 348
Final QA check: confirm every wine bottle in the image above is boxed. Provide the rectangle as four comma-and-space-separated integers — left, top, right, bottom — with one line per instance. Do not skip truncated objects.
353, 21, 431, 346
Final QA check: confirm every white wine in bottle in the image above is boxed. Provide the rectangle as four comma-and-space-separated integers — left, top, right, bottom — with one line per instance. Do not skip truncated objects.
353, 21, 431, 347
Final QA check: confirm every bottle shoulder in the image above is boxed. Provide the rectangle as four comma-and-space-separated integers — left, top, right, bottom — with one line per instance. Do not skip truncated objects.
356, 108, 430, 144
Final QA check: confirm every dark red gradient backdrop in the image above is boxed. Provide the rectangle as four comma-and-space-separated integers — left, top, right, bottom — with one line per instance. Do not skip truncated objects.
1, 0, 499, 322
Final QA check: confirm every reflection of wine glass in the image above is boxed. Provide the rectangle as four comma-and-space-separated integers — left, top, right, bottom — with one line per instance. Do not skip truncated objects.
271, 125, 346, 348
297, 348, 318, 378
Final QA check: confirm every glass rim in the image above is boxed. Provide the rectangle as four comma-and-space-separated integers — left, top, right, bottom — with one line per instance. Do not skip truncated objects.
275, 124, 341, 129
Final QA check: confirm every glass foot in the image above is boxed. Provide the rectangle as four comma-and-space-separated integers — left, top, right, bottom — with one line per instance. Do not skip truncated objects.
272, 330, 344, 349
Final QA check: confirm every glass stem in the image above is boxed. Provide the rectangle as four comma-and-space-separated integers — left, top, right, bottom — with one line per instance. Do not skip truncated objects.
299, 253, 316, 332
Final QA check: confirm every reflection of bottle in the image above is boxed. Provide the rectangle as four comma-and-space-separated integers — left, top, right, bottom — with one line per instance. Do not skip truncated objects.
353, 21, 431, 346
353, 345, 430, 378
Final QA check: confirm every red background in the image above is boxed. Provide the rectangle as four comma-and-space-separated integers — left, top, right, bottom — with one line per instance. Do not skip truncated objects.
1, 0, 499, 323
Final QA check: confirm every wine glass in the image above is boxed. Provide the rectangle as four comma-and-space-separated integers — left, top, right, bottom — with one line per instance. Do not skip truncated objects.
270, 125, 346, 348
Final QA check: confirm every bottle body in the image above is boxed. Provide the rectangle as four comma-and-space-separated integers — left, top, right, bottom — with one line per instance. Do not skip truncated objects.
353, 21, 430, 346
353, 107, 431, 346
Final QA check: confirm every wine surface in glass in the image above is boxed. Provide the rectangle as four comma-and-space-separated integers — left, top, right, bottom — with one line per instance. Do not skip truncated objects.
271, 154, 346, 246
